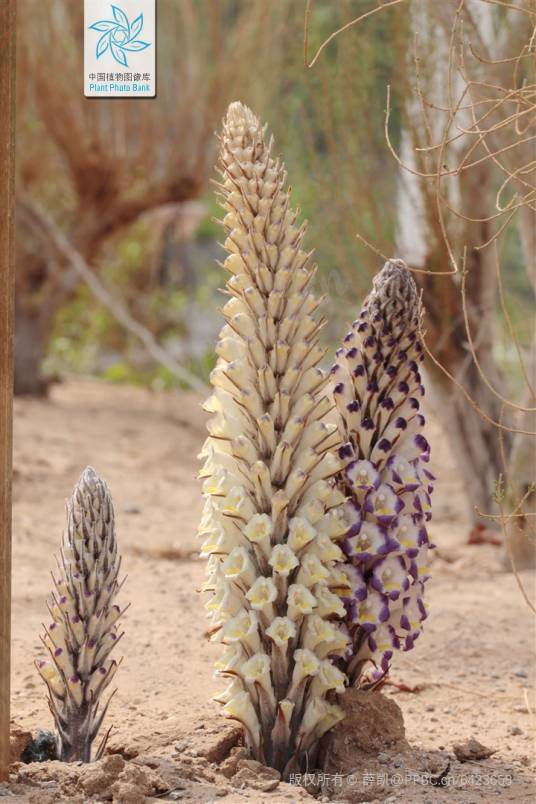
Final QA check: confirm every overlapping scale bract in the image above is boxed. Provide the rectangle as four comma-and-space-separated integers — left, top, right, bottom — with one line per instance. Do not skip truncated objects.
37, 467, 124, 762
331, 260, 434, 685
199, 102, 351, 775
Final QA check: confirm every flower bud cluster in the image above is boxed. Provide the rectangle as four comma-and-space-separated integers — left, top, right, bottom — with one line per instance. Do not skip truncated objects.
37, 467, 124, 762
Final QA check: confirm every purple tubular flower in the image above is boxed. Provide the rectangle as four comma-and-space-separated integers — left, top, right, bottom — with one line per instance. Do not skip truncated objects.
387, 454, 421, 491
391, 515, 424, 558
357, 589, 391, 630
344, 521, 393, 562
365, 484, 404, 523
331, 260, 434, 685
346, 460, 380, 493
370, 556, 411, 601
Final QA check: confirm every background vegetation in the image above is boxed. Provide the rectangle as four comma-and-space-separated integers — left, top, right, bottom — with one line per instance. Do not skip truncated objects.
15, 0, 535, 545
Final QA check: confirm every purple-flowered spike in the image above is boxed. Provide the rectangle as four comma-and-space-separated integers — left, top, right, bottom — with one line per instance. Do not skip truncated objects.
331, 259, 434, 686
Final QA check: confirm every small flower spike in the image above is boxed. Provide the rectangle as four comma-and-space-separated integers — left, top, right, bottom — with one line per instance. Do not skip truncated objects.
200, 102, 350, 777
37, 467, 125, 762
332, 260, 434, 685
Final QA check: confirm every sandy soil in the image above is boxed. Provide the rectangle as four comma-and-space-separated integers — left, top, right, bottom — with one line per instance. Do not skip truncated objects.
4, 377, 536, 802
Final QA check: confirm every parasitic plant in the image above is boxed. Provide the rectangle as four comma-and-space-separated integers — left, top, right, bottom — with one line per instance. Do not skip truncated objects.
331, 260, 434, 686
37, 467, 125, 762
199, 102, 354, 776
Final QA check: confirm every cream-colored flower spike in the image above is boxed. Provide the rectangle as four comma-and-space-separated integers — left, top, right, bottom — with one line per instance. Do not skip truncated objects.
199, 102, 352, 776
36, 467, 125, 762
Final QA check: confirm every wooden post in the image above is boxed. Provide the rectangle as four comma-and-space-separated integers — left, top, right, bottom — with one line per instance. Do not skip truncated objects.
0, 0, 16, 781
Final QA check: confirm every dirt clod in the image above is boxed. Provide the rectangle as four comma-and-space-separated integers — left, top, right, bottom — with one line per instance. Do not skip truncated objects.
111, 784, 144, 804
110, 762, 168, 801
189, 720, 243, 763
319, 689, 409, 802
324, 688, 408, 764
77, 754, 126, 796
231, 758, 281, 791
219, 745, 249, 778
9, 725, 32, 764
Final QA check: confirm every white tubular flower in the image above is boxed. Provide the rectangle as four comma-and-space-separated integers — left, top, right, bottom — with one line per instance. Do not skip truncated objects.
200, 524, 241, 558
316, 507, 350, 541
222, 486, 256, 520
207, 581, 244, 624
311, 660, 347, 697
214, 678, 244, 705
296, 553, 330, 587
295, 697, 345, 754
313, 584, 346, 618
287, 584, 317, 620
268, 544, 299, 577
302, 614, 339, 652
246, 577, 278, 613
202, 466, 234, 497
287, 517, 316, 552
214, 643, 245, 673
241, 653, 275, 703
331, 260, 434, 685
199, 102, 349, 776
288, 648, 321, 698
296, 698, 327, 743
36, 467, 124, 763
222, 546, 256, 587
307, 533, 345, 563
265, 617, 296, 648
197, 497, 218, 534
295, 498, 325, 525
244, 513, 273, 551
223, 692, 261, 754
219, 610, 261, 653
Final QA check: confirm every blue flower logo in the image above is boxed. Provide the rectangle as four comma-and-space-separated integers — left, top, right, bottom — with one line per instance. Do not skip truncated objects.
89, 5, 150, 68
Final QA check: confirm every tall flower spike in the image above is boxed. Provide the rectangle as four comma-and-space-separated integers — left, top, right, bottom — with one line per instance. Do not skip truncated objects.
331, 260, 434, 685
36, 467, 125, 762
200, 102, 350, 777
